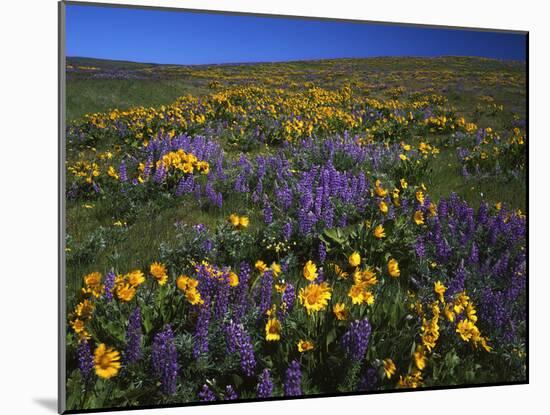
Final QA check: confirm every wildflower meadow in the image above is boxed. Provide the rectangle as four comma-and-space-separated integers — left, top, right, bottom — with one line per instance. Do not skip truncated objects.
64, 55, 526, 411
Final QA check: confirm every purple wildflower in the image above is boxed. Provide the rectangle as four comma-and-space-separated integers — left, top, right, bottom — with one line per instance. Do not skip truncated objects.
224, 321, 256, 376
103, 271, 115, 302
257, 368, 273, 398
318, 241, 327, 263
77, 340, 94, 381
198, 384, 216, 402
233, 262, 251, 322
358, 367, 378, 391
258, 270, 274, 316
224, 385, 238, 401
279, 282, 296, 319
263, 202, 273, 224
153, 162, 166, 184
124, 307, 142, 364
214, 271, 230, 320
284, 360, 302, 396
341, 318, 372, 361
119, 161, 127, 182
415, 238, 425, 259
193, 300, 211, 358
151, 325, 178, 395
282, 222, 293, 240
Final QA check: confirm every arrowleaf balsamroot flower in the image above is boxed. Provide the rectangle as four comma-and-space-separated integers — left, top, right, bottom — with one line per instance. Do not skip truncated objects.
303, 260, 318, 281
75, 299, 94, 320
416, 190, 425, 205
116, 283, 136, 302
456, 319, 479, 342
434, 281, 447, 303
228, 271, 239, 287
383, 358, 396, 379
185, 288, 204, 305
397, 370, 423, 389
413, 210, 425, 225
299, 282, 332, 314
229, 213, 249, 229
414, 346, 427, 371
150, 262, 168, 285
333, 264, 349, 280
270, 262, 282, 277
83, 271, 103, 298
374, 224, 386, 238
94, 343, 121, 379
333, 302, 349, 320
297, 340, 314, 352
127, 269, 145, 287
265, 318, 282, 341
374, 180, 388, 197
348, 251, 361, 267
387, 258, 401, 277
255, 260, 268, 273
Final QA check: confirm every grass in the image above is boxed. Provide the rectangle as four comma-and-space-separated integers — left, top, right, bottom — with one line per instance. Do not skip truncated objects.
66, 79, 208, 121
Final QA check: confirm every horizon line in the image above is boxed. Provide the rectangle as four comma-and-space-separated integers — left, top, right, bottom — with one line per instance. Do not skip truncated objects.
66, 54, 526, 68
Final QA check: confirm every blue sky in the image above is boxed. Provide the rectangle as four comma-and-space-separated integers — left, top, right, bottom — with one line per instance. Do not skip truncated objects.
66, 4, 526, 64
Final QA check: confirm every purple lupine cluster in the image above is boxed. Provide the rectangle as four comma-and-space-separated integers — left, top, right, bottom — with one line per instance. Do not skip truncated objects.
145, 134, 223, 168
193, 299, 211, 358
318, 241, 327, 263
151, 325, 178, 395
103, 271, 115, 302
447, 264, 467, 299
282, 222, 293, 240
175, 175, 195, 196
415, 237, 426, 259
105, 133, 425, 245
214, 270, 231, 320
233, 262, 252, 322
341, 318, 372, 361
176, 134, 412, 240
124, 307, 142, 364
257, 270, 274, 316
195, 262, 220, 299
118, 161, 127, 182
198, 384, 216, 402
357, 367, 378, 391
224, 385, 238, 400
421, 193, 526, 343
205, 182, 223, 208
77, 340, 94, 381
279, 283, 296, 319
283, 360, 302, 396
116, 133, 225, 200
224, 321, 256, 376
263, 202, 273, 224
257, 368, 274, 398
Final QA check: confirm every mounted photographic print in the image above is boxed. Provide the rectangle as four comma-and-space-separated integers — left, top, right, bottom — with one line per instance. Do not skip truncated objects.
58, 1, 528, 413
